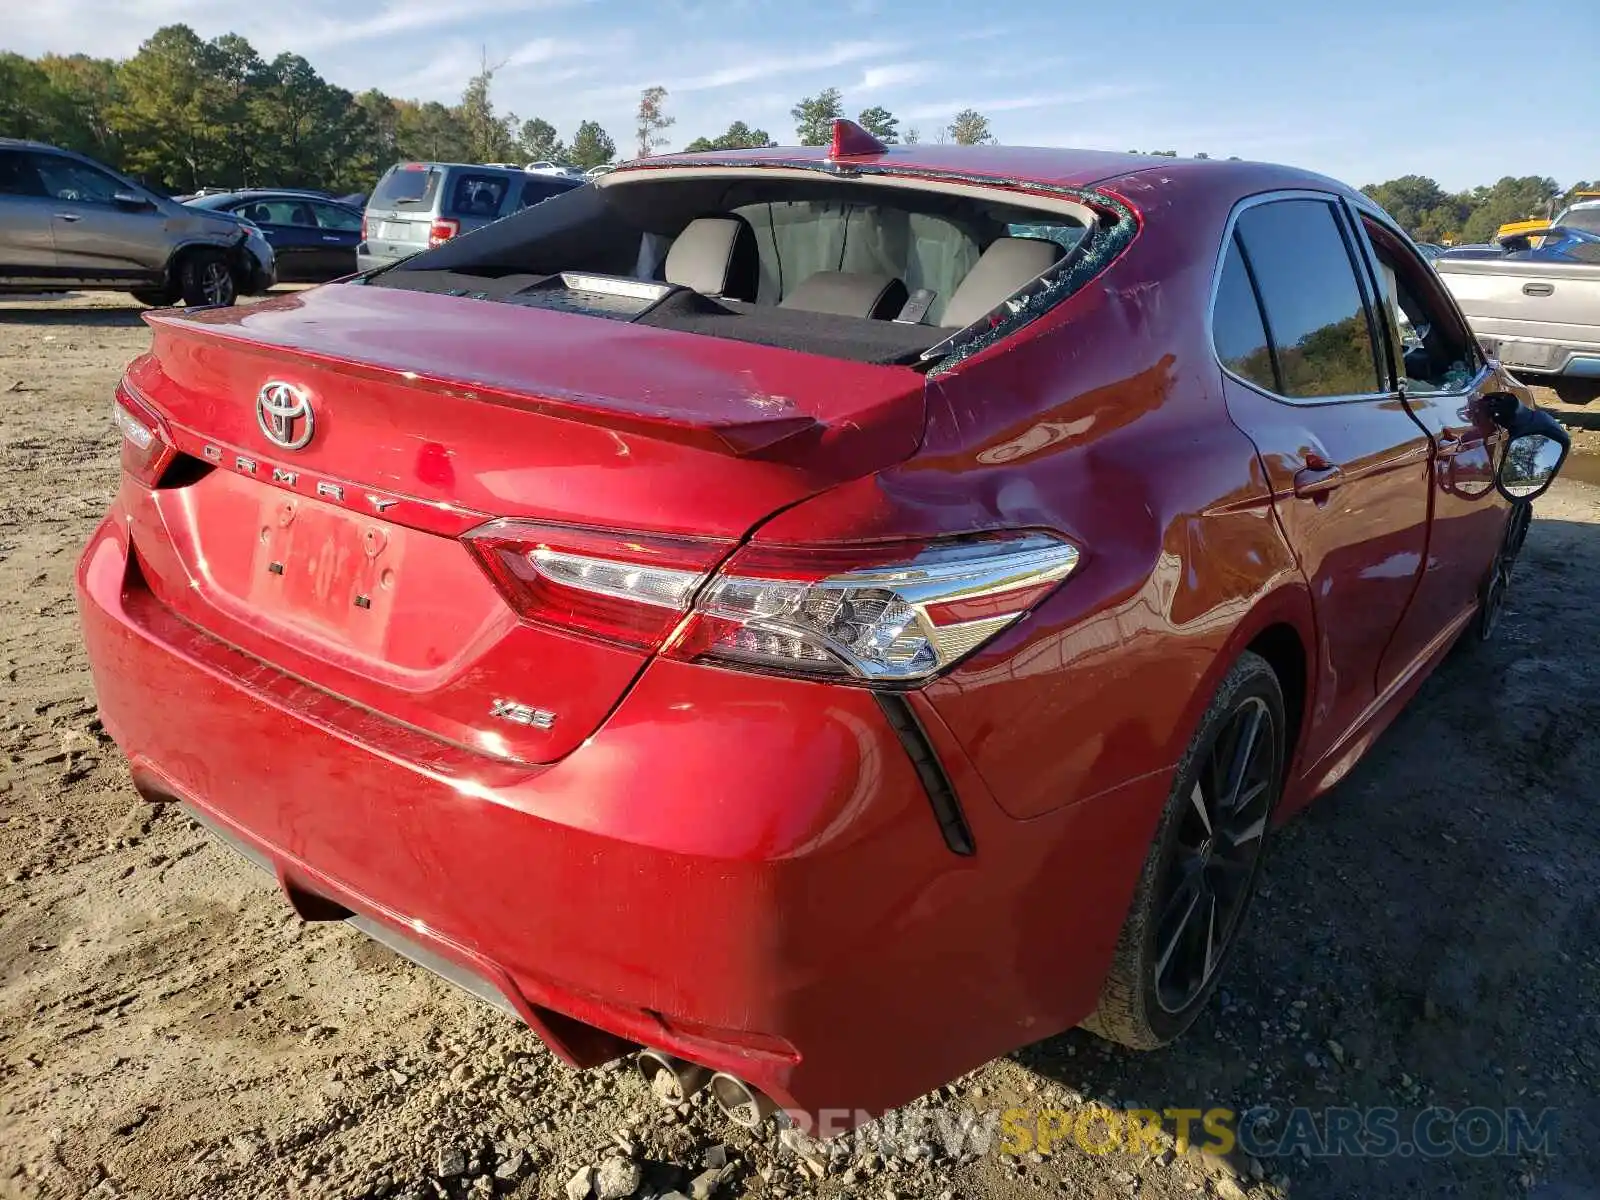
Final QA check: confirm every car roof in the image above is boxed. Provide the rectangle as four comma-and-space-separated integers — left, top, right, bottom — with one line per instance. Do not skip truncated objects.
612, 143, 1356, 200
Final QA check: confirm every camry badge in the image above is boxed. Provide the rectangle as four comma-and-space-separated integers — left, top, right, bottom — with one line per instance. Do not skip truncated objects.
256, 381, 314, 451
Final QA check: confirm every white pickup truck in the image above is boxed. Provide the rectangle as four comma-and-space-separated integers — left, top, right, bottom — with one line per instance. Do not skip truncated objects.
1436, 257, 1600, 394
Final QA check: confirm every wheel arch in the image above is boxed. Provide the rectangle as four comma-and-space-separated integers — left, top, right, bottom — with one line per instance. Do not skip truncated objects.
1174, 583, 1317, 804
162, 236, 242, 287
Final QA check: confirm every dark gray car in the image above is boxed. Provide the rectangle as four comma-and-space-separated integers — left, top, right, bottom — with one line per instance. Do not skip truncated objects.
358, 161, 582, 272
0, 139, 275, 306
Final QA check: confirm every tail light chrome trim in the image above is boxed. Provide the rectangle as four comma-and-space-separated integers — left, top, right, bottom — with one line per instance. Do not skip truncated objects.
465, 521, 1080, 684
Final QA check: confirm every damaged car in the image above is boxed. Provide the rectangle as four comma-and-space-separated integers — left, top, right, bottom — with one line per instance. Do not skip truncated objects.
78, 121, 1568, 1129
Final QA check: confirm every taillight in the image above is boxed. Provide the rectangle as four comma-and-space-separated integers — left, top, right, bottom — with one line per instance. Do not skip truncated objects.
113, 381, 175, 485
360, 213, 368, 241
428, 217, 459, 247
669, 534, 1079, 682
462, 520, 732, 650
465, 521, 1079, 682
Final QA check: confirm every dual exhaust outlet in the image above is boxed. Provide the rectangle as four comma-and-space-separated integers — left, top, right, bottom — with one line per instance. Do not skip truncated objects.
635, 1049, 776, 1129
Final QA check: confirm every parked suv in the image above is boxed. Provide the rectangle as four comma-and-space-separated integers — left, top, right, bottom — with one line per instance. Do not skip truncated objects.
0, 139, 275, 306
358, 161, 583, 271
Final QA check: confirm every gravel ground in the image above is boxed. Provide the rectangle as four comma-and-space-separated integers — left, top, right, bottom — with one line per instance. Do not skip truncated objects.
2, 293, 1598, 1200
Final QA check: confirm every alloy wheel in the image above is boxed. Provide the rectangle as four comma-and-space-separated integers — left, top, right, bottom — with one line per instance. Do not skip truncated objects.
1153, 696, 1276, 1014
201, 261, 234, 306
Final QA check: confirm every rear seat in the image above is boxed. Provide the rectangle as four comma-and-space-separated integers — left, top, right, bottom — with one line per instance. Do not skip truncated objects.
939, 237, 1063, 328
663, 217, 760, 301
780, 272, 909, 320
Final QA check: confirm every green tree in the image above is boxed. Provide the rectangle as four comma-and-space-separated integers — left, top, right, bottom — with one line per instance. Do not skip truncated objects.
791, 87, 843, 145
518, 117, 565, 163
0, 53, 74, 144
460, 53, 515, 163
856, 105, 899, 144
1457, 175, 1562, 242
35, 54, 120, 158
947, 108, 992, 146
570, 120, 617, 169
682, 120, 774, 152
395, 99, 471, 163
109, 25, 233, 190
635, 85, 673, 157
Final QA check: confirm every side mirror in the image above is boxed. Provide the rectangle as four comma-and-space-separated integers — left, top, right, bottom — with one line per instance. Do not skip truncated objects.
1485, 393, 1570, 502
112, 190, 153, 210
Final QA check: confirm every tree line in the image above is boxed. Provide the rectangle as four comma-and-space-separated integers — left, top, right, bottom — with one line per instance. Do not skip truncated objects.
0, 29, 621, 194
5, 24, 1589, 234
1360, 174, 1596, 245
0, 27, 1004, 194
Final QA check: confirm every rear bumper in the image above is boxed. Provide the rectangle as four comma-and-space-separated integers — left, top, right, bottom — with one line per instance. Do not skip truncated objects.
76, 507, 1165, 1121
1478, 333, 1600, 378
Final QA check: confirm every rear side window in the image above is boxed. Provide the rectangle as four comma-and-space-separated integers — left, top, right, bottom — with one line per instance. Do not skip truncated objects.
370, 165, 440, 209
1234, 199, 1382, 399
447, 173, 511, 218
519, 178, 573, 209
0, 150, 46, 196
1212, 240, 1276, 391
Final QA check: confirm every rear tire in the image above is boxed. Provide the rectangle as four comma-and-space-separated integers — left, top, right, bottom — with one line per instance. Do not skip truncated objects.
1083, 651, 1286, 1050
178, 250, 237, 307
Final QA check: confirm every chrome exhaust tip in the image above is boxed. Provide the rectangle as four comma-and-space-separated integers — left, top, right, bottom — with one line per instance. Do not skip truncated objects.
708, 1071, 777, 1129
635, 1049, 713, 1106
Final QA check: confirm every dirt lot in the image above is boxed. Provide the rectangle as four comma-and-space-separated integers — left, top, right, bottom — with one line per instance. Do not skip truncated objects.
2, 293, 1598, 1200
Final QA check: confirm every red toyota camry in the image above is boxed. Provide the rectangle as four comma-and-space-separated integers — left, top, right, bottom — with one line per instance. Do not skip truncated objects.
77, 123, 1568, 1129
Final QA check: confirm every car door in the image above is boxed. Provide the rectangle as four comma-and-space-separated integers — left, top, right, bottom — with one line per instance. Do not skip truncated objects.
1213, 193, 1434, 787
29, 151, 164, 283
1352, 207, 1511, 678
232, 199, 319, 282
307, 201, 360, 278
0, 149, 58, 277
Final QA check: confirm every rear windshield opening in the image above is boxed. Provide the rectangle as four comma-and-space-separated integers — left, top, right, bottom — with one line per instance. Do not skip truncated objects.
370, 165, 440, 209
364, 170, 1109, 366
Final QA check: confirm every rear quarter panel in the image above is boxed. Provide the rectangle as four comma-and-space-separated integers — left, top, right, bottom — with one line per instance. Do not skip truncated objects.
753, 166, 1314, 821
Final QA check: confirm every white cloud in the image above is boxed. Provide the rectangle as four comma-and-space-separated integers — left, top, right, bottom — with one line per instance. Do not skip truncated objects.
901, 83, 1151, 122
854, 61, 936, 91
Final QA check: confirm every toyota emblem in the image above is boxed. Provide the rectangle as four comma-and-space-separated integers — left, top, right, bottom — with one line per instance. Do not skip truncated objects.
256, 381, 314, 450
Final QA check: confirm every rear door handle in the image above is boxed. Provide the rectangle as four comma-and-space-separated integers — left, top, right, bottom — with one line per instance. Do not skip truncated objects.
1522, 282, 1554, 297
1293, 460, 1343, 498
54, 212, 82, 222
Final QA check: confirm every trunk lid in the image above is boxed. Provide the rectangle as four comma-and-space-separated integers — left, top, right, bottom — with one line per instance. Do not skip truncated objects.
124, 283, 926, 765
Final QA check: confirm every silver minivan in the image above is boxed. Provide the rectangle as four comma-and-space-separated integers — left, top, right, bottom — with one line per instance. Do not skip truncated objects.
358, 162, 583, 272
0, 138, 275, 306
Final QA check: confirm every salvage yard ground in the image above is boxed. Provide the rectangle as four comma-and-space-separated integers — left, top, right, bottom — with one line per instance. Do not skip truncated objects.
1, 293, 1598, 1200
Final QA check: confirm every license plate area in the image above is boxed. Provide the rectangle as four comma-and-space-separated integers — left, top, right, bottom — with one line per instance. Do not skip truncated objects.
250, 495, 403, 654
1498, 341, 1559, 370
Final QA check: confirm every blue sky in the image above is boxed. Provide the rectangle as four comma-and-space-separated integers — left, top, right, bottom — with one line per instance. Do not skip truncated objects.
7, 0, 1596, 190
